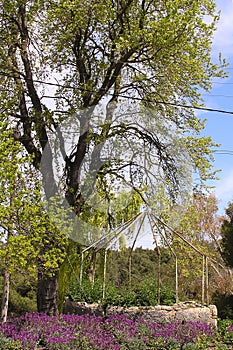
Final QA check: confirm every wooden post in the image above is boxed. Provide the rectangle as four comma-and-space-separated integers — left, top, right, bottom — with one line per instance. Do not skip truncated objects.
175, 256, 179, 304
128, 213, 146, 288
102, 249, 107, 301
128, 255, 132, 288
79, 252, 84, 289
151, 214, 212, 305
205, 256, 209, 305
202, 255, 205, 305
150, 215, 179, 305
91, 250, 97, 287
148, 213, 161, 305
157, 251, 161, 305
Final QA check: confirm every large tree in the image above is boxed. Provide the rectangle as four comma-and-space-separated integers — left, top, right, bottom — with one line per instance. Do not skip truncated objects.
0, 0, 225, 314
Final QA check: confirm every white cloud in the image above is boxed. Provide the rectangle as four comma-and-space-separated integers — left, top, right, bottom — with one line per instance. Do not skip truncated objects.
214, 169, 233, 212
212, 0, 233, 58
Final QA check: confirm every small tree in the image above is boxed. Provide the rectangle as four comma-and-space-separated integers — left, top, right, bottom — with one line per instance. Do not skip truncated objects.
0, 122, 68, 320
154, 192, 225, 301
0, 123, 38, 322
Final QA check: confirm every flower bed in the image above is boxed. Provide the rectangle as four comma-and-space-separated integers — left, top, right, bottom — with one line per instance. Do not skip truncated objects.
0, 313, 232, 349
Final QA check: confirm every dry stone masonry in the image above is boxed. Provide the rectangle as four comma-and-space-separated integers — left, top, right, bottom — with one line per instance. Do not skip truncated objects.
63, 300, 218, 327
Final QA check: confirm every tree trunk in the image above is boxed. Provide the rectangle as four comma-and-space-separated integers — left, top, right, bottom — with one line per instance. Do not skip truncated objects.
37, 270, 59, 315
1, 270, 10, 323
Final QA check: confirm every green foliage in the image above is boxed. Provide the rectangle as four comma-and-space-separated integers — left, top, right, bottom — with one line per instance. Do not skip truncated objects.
0, 123, 39, 274
181, 337, 210, 350
155, 192, 224, 300
0, 122, 68, 276
216, 319, 233, 344
0, 336, 23, 350
58, 243, 81, 312
8, 289, 37, 316
107, 247, 173, 287
213, 293, 233, 320
69, 278, 103, 304
221, 203, 233, 268
0, 0, 226, 203
0, 273, 37, 317
69, 276, 175, 307
0, 121, 70, 318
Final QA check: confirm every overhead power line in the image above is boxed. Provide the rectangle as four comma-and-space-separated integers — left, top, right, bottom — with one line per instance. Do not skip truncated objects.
32, 79, 233, 116
211, 81, 233, 85
214, 150, 233, 156
2, 74, 233, 116
202, 94, 233, 98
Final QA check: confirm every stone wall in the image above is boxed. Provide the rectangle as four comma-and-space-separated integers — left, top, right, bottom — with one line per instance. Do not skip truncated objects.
63, 300, 218, 327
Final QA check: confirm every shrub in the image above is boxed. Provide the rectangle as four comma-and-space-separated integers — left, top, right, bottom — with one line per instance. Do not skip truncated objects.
69, 277, 176, 307
69, 278, 103, 303
0, 274, 37, 317
8, 289, 37, 315
0, 335, 23, 350
213, 293, 233, 319
216, 319, 233, 345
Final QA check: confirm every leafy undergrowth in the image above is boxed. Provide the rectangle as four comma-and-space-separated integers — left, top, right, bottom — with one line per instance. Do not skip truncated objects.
0, 313, 232, 349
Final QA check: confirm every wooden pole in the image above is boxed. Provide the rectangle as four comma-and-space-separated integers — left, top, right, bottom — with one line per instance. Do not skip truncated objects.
102, 249, 107, 301
128, 213, 146, 288
157, 251, 161, 305
202, 255, 205, 305
148, 214, 161, 305
79, 252, 84, 289
205, 256, 209, 305
151, 213, 212, 305
91, 250, 97, 287
175, 256, 179, 304
150, 215, 179, 304
128, 255, 132, 288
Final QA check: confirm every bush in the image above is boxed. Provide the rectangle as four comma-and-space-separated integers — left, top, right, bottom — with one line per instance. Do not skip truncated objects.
0, 273, 37, 317
69, 277, 176, 307
216, 319, 233, 345
69, 278, 103, 303
8, 289, 37, 315
212, 293, 233, 319
0, 335, 23, 350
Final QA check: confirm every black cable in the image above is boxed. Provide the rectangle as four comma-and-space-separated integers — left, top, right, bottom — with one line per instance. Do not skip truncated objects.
32, 80, 233, 116
2, 74, 233, 115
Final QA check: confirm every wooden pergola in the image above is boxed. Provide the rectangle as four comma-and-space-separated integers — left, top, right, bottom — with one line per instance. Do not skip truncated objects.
79, 208, 214, 305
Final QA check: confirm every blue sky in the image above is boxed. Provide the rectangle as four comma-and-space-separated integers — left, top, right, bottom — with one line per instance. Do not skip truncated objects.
200, 0, 233, 213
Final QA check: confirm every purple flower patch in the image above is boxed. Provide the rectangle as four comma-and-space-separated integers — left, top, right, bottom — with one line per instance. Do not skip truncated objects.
0, 312, 216, 349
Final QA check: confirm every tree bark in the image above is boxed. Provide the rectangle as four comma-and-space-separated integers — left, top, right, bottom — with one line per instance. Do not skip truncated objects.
37, 271, 59, 315
1, 270, 10, 323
